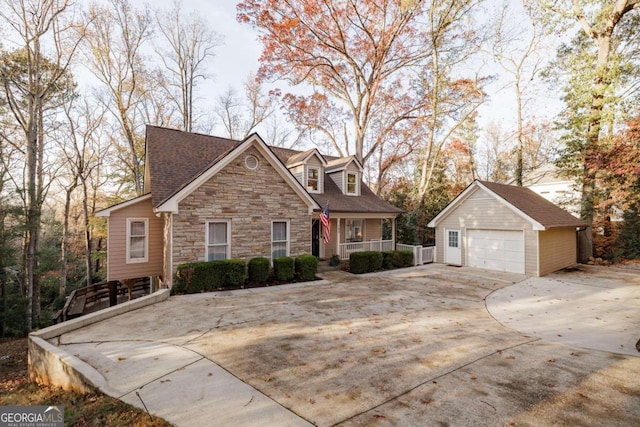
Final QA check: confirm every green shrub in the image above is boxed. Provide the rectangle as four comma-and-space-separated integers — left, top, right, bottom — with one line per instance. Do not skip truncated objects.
224, 259, 247, 287
381, 251, 395, 269
248, 257, 270, 283
394, 250, 414, 268
174, 259, 246, 293
349, 251, 383, 274
273, 256, 295, 282
295, 254, 318, 281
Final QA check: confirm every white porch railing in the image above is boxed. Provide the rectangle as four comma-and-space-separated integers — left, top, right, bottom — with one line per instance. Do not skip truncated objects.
339, 239, 394, 260
396, 244, 436, 266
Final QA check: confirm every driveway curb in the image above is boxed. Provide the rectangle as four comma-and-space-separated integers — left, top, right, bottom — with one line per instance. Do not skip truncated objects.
28, 289, 170, 393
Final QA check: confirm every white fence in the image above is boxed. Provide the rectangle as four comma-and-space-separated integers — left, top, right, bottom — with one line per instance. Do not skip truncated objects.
338, 240, 394, 260
396, 244, 435, 266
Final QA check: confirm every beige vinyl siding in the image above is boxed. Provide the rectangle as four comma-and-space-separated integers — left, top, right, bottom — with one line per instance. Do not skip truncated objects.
538, 227, 578, 276
172, 146, 311, 274
364, 219, 381, 241
434, 187, 535, 272
107, 197, 164, 281
291, 165, 304, 187
524, 229, 538, 276
329, 171, 343, 193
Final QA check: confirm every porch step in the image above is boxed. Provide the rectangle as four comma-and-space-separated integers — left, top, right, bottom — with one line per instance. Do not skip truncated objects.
317, 259, 338, 273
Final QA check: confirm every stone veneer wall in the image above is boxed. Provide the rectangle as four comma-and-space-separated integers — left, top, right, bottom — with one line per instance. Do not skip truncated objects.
172, 146, 311, 272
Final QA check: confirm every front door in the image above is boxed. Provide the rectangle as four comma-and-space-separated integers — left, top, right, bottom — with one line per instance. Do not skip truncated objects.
445, 229, 462, 265
312, 220, 320, 257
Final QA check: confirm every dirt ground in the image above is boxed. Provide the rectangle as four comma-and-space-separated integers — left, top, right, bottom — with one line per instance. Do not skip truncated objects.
54, 264, 640, 426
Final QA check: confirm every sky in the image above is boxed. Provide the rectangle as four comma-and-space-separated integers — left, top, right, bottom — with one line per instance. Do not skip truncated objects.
75, 0, 565, 150
180, 1, 564, 137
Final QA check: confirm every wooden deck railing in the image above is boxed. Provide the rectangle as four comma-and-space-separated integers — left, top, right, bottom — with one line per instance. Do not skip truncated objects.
58, 277, 151, 322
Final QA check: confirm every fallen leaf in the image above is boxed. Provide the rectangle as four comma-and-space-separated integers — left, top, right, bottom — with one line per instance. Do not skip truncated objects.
470, 375, 477, 380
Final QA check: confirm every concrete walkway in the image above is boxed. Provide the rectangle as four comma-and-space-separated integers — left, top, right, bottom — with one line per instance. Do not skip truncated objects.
47, 264, 640, 426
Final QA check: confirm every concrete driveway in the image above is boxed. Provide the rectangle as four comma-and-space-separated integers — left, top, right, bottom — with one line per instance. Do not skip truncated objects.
54, 264, 640, 426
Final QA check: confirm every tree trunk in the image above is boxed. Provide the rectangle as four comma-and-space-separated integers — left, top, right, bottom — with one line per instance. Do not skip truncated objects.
82, 181, 93, 286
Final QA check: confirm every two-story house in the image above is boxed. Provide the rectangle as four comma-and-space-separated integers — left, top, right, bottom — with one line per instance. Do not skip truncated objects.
96, 126, 402, 288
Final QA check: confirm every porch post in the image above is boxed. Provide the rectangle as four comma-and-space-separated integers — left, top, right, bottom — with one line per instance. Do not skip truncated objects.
337, 217, 341, 258
392, 217, 396, 249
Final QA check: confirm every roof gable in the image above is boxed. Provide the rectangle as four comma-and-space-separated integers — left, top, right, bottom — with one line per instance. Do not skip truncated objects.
156, 133, 320, 213
326, 156, 363, 173
428, 180, 586, 230
95, 194, 152, 217
285, 148, 327, 167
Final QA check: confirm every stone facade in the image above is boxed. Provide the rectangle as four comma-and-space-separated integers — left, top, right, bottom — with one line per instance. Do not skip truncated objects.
171, 146, 311, 271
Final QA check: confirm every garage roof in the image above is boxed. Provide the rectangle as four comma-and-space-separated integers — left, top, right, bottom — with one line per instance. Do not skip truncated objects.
428, 180, 587, 230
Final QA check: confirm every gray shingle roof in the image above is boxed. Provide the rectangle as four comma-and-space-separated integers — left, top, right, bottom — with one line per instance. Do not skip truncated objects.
145, 126, 401, 215
479, 180, 586, 228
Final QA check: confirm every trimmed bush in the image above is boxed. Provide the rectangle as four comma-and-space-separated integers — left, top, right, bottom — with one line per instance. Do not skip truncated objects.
349, 251, 383, 274
381, 251, 395, 270
174, 259, 246, 293
224, 259, 247, 287
295, 254, 318, 281
273, 256, 295, 282
248, 257, 270, 283
393, 250, 414, 268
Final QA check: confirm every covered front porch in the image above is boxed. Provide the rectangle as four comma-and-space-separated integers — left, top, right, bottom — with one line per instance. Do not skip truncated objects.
318, 214, 397, 260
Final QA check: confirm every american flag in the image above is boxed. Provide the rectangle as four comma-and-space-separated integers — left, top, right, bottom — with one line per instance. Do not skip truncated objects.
319, 203, 330, 243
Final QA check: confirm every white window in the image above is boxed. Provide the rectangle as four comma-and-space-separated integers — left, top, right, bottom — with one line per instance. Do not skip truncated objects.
346, 219, 363, 242
126, 218, 148, 263
307, 167, 320, 192
346, 172, 357, 195
272, 220, 289, 259
206, 221, 230, 261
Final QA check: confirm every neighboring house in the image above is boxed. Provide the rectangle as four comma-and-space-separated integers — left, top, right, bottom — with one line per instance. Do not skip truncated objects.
518, 164, 581, 218
519, 163, 622, 222
427, 180, 586, 277
96, 126, 402, 288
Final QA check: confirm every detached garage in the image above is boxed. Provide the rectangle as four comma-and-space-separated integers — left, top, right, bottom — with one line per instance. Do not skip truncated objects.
427, 180, 586, 277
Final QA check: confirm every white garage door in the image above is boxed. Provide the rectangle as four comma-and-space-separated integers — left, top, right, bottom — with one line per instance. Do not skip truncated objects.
467, 230, 525, 274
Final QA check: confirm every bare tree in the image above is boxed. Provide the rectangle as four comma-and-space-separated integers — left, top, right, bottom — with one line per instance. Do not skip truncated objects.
82, 0, 154, 195
0, 0, 81, 330
215, 73, 275, 140
415, 0, 489, 200
490, 1, 547, 185
155, 0, 221, 132
54, 95, 107, 296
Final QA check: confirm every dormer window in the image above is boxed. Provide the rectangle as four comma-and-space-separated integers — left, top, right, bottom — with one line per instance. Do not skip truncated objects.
307, 167, 320, 192
347, 172, 357, 195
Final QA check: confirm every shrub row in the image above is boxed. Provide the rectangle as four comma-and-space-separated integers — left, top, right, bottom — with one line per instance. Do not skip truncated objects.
382, 250, 414, 269
174, 255, 318, 294
174, 259, 247, 293
350, 250, 414, 274
349, 251, 383, 274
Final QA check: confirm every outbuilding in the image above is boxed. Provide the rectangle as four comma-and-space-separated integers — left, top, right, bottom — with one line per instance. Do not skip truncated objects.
427, 180, 587, 276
